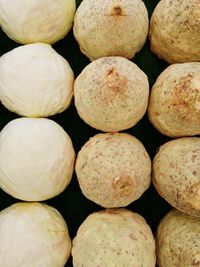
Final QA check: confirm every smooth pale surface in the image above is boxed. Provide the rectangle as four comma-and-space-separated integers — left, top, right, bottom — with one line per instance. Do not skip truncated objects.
153, 137, 200, 217
0, 202, 71, 267
74, 56, 149, 132
149, 0, 200, 63
148, 62, 200, 137
0, 43, 74, 117
0, 118, 75, 201
0, 0, 76, 44
73, 0, 149, 60
157, 209, 200, 267
72, 209, 156, 267
76, 133, 151, 208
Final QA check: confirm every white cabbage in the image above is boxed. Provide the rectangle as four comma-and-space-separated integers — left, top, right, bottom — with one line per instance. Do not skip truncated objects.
0, 118, 75, 201
0, 0, 76, 44
0, 202, 71, 267
0, 43, 74, 117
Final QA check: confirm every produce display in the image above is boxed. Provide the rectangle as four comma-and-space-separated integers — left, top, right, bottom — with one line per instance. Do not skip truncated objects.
0, 0, 199, 266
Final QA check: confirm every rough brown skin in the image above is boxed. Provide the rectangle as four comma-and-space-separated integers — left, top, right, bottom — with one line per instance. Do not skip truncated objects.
74, 56, 149, 132
75, 133, 151, 208
149, 0, 200, 63
157, 209, 200, 267
148, 62, 200, 137
153, 137, 200, 217
72, 208, 156, 267
73, 0, 149, 60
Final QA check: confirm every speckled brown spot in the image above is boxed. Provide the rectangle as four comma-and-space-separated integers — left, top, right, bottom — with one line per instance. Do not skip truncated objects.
170, 76, 191, 105
107, 67, 127, 92
193, 170, 197, 176
129, 233, 137, 240
169, 75, 200, 122
155, 111, 160, 116
191, 259, 200, 266
112, 176, 135, 197
104, 209, 122, 215
169, 162, 175, 168
111, 6, 124, 16
192, 154, 198, 161
188, 182, 200, 210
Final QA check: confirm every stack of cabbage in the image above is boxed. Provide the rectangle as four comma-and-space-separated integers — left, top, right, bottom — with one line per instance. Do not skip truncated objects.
0, 1, 76, 266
